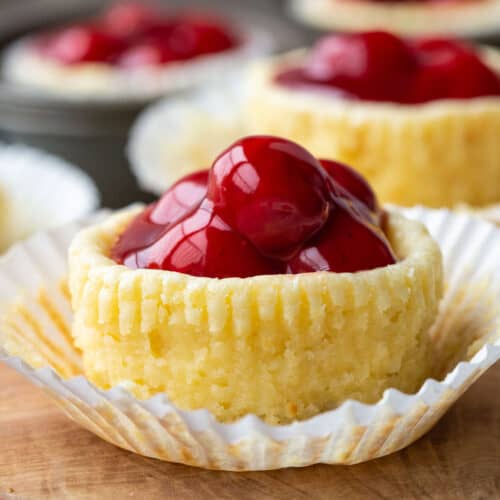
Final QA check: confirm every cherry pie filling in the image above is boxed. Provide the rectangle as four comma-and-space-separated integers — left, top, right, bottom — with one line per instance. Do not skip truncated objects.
112, 136, 397, 278
275, 31, 500, 104
31, 2, 240, 68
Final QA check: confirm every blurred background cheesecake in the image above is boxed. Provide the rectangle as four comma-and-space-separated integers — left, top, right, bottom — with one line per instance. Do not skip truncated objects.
0, 0, 498, 210
0, 0, 309, 208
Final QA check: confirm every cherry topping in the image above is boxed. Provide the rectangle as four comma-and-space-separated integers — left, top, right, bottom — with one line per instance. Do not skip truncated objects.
165, 16, 238, 59
112, 170, 208, 264
304, 31, 417, 101
287, 204, 396, 274
118, 39, 178, 68
111, 204, 165, 264
35, 4, 239, 68
410, 38, 500, 101
207, 136, 331, 258
112, 136, 397, 278
320, 159, 378, 212
275, 32, 500, 104
38, 25, 124, 64
150, 170, 208, 225
125, 200, 284, 277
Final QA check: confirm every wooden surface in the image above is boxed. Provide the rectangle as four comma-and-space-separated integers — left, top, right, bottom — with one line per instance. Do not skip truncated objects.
0, 363, 499, 500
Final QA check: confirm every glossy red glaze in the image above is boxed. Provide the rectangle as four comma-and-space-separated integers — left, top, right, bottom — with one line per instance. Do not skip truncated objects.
35, 4, 239, 67
207, 136, 331, 258
287, 202, 396, 274
409, 38, 500, 101
110, 204, 166, 264
150, 170, 208, 225
117, 40, 178, 68
320, 159, 377, 212
112, 136, 397, 277
302, 31, 416, 102
124, 200, 284, 277
38, 25, 124, 64
275, 32, 500, 104
165, 16, 238, 59
112, 170, 208, 264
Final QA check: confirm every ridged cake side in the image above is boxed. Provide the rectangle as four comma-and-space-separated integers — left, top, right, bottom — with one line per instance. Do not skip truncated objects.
246, 54, 500, 208
69, 207, 443, 424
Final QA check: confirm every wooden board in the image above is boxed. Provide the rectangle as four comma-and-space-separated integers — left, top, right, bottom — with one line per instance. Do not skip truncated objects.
0, 362, 499, 500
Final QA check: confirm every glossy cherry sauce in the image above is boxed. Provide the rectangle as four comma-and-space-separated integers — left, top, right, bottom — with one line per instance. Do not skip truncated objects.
112, 136, 397, 278
34, 2, 239, 67
275, 31, 500, 104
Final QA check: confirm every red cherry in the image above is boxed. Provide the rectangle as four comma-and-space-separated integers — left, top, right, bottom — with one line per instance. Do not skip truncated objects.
118, 39, 178, 67
287, 204, 396, 274
126, 200, 284, 277
304, 31, 417, 101
166, 17, 238, 59
320, 159, 378, 212
111, 204, 166, 264
410, 38, 500, 102
40, 25, 124, 64
111, 170, 208, 264
150, 170, 208, 225
413, 37, 471, 61
207, 135, 331, 258
100, 2, 158, 39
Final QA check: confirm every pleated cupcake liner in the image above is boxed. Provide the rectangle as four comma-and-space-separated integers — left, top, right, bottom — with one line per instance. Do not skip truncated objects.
0, 143, 99, 253
0, 207, 499, 470
3, 28, 270, 101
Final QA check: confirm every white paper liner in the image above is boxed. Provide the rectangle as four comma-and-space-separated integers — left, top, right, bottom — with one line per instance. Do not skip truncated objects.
0, 143, 99, 253
465, 203, 500, 226
0, 207, 499, 470
288, 0, 500, 37
2, 27, 271, 102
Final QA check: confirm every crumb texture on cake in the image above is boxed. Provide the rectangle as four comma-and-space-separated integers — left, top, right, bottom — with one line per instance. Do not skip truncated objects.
246, 55, 500, 208
69, 207, 443, 424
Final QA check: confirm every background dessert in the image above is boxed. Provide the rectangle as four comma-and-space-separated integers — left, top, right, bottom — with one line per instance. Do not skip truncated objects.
289, 0, 500, 37
130, 32, 500, 209
0, 1, 304, 208
0, 143, 98, 253
2, 2, 270, 100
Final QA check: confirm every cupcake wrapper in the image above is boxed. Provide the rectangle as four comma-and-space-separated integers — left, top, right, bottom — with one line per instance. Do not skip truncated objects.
0, 143, 99, 253
467, 203, 500, 226
1, 207, 500, 470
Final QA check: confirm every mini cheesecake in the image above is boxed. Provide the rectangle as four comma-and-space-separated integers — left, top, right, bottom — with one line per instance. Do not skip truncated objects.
69, 135, 443, 423
246, 32, 500, 208
290, 0, 500, 37
2, 3, 259, 99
